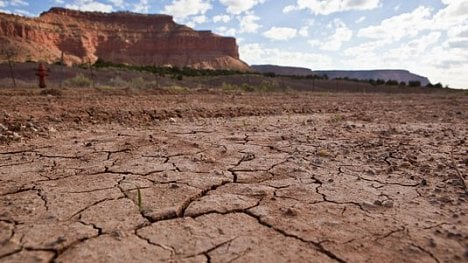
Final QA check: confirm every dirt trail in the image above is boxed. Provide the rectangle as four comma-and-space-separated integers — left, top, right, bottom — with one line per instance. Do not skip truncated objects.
0, 90, 467, 262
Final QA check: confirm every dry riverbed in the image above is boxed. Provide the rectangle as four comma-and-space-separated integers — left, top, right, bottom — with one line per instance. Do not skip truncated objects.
0, 89, 467, 262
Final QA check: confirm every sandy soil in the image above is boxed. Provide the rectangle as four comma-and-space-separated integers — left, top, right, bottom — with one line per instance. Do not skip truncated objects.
0, 89, 467, 262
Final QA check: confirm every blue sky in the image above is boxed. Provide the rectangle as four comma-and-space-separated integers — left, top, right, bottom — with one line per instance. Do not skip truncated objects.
1, 0, 467, 88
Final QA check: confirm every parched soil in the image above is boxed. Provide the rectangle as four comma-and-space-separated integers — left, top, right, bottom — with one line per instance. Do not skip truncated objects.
0, 88, 467, 262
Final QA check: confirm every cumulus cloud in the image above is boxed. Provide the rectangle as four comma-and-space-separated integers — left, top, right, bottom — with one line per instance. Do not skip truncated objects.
238, 13, 261, 33
9, 0, 28, 6
66, 0, 114, 12
319, 19, 353, 51
133, 0, 149, 13
163, 0, 211, 20
215, 26, 237, 36
284, 0, 382, 15
108, 0, 124, 8
299, 26, 309, 37
213, 14, 231, 23
220, 0, 265, 15
192, 15, 207, 24
358, 6, 432, 41
263, 27, 298, 41
240, 43, 333, 68
433, 0, 468, 29
0, 0, 29, 8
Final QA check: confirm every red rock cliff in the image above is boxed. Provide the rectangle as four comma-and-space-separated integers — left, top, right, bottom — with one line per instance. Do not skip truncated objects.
0, 7, 249, 71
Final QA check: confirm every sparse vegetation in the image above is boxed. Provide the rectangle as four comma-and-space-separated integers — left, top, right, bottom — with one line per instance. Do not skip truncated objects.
163, 85, 189, 93
136, 185, 142, 211
408, 81, 421, 87
93, 58, 247, 78
64, 73, 92, 87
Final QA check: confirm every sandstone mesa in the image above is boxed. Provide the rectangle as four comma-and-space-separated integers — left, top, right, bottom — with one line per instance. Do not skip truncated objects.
0, 7, 249, 71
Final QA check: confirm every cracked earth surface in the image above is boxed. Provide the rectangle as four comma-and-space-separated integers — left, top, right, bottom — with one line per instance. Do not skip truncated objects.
0, 91, 467, 262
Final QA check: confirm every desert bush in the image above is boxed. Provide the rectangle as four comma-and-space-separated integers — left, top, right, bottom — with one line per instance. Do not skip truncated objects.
163, 85, 189, 93
64, 74, 91, 87
130, 77, 147, 88
385, 80, 399, 86
408, 81, 421, 87
221, 82, 237, 91
109, 76, 128, 87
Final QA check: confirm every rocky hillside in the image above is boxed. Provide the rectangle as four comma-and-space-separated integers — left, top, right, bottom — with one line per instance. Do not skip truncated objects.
314, 70, 430, 86
0, 8, 249, 71
252, 65, 430, 85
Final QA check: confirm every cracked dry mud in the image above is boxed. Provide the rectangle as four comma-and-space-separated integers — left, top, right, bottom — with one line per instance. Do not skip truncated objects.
0, 91, 467, 263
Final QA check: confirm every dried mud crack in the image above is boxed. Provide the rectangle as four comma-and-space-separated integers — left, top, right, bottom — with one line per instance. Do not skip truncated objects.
0, 91, 467, 262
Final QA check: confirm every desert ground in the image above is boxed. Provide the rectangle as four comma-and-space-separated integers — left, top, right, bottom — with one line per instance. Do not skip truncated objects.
0, 87, 467, 263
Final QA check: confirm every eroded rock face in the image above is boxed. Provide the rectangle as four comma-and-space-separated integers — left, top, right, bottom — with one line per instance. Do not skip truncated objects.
0, 7, 249, 71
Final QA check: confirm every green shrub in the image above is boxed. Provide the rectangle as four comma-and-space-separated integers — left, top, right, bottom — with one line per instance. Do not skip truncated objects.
64, 74, 91, 87
163, 85, 189, 93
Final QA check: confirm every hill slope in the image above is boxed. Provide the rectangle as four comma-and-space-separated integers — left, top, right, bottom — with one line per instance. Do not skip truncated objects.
252, 65, 430, 85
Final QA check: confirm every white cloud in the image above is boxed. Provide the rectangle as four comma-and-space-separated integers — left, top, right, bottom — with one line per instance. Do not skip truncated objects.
240, 43, 333, 68
0, 1, 5, 8
133, 0, 149, 13
215, 26, 237, 36
358, 6, 432, 41
192, 15, 207, 24
319, 19, 353, 51
55, 0, 65, 4
10, 0, 28, 6
238, 13, 261, 33
283, 5, 298, 13
220, 0, 265, 15
263, 27, 298, 41
108, 0, 124, 8
66, 1, 114, 12
286, 0, 382, 15
163, 0, 211, 20
213, 14, 231, 23
356, 16, 365, 23
299, 26, 309, 37
13, 9, 33, 16
432, 0, 468, 30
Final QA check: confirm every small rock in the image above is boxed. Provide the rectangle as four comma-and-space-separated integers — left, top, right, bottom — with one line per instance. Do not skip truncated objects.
429, 238, 437, 248
169, 183, 179, 189
169, 118, 176, 124
373, 200, 382, 206
281, 207, 298, 217
400, 162, 411, 168
0, 123, 8, 131
48, 127, 57, 133
12, 132, 21, 140
382, 200, 394, 208
420, 179, 428, 186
